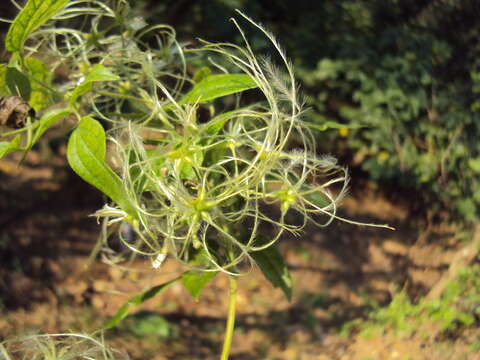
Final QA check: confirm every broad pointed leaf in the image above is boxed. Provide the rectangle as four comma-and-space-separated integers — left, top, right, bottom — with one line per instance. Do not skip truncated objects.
70, 64, 120, 105
203, 108, 248, 137
25, 58, 54, 111
6, 0, 70, 53
30, 108, 71, 147
0, 65, 9, 96
182, 271, 218, 301
0, 135, 21, 159
67, 116, 133, 215
302, 186, 330, 208
251, 236, 292, 301
104, 277, 180, 329
179, 74, 257, 105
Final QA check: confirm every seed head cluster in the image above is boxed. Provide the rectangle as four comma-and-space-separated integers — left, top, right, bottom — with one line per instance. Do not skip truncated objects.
24, 1, 389, 273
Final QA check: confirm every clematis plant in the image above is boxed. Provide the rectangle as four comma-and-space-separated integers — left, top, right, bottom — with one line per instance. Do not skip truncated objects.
0, 0, 392, 358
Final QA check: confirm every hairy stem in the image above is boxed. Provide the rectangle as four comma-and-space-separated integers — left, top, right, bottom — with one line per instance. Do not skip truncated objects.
221, 275, 238, 360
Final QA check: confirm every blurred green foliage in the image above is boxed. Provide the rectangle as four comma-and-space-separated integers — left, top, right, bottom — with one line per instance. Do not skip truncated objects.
123, 312, 175, 338
343, 263, 480, 338
143, 0, 480, 222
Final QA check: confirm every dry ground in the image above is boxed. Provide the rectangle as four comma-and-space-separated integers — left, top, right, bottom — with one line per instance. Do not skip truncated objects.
1, 150, 478, 359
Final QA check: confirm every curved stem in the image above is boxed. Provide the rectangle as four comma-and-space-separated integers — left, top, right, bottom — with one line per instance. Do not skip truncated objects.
220, 275, 238, 360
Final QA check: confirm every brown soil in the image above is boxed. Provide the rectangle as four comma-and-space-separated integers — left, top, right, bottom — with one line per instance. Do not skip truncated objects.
0, 150, 477, 359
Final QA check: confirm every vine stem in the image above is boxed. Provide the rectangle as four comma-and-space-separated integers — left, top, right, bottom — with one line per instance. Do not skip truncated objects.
220, 275, 238, 360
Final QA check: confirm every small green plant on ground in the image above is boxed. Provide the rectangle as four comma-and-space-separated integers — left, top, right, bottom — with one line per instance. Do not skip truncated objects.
344, 262, 480, 340
0, 0, 392, 358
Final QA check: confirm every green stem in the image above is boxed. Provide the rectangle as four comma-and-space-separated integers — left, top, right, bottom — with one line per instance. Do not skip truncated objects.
220, 275, 238, 360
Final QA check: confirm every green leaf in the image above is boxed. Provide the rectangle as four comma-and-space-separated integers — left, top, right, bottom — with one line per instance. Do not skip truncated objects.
84, 64, 120, 83
303, 189, 330, 208
125, 313, 172, 337
70, 64, 120, 105
251, 236, 292, 301
0, 65, 10, 96
6, 67, 31, 101
6, 0, 70, 53
24, 58, 53, 111
67, 116, 133, 215
0, 135, 21, 158
468, 158, 480, 174
104, 277, 180, 329
181, 271, 218, 301
29, 108, 71, 148
179, 74, 258, 105
179, 150, 204, 180
203, 108, 248, 137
